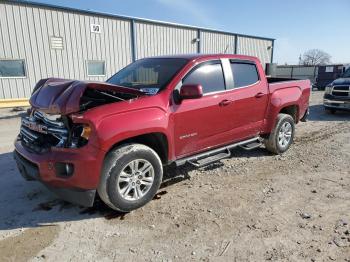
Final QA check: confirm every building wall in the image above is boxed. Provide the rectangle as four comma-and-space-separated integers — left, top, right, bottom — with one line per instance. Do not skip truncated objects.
135, 22, 197, 59
200, 31, 236, 54
0, 2, 133, 99
237, 36, 273, 68
0, 1, 274, 101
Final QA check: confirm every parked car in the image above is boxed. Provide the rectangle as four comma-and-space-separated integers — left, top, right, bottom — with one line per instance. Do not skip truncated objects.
324, 67, 350, 113
14, 54, 311, 212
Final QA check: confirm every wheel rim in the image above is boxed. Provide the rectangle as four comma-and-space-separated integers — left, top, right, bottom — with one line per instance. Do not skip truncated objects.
278, 122, 292, 148
117, 159, 154, 201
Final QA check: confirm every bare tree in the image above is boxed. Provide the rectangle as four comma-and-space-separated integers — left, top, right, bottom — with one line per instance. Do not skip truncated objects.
300, 49, 331, 65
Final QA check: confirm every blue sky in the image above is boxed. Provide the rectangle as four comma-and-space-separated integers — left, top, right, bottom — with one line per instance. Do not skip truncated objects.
33, 0, 350, 65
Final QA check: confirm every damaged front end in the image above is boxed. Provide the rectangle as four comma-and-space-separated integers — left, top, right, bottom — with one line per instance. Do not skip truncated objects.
19, 78, 143, 153
20, 109, 93, 153
21, 110, 70, 152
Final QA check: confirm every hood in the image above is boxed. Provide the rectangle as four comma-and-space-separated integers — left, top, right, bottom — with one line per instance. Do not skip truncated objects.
30, 78, 144, 115
332, 78, 350, 86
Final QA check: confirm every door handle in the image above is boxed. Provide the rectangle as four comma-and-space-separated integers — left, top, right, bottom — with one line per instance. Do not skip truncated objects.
255, 92, 264, 98
219, 99, 232, 106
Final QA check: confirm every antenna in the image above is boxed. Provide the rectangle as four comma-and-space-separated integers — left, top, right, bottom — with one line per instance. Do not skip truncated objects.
223, 44, 229, 54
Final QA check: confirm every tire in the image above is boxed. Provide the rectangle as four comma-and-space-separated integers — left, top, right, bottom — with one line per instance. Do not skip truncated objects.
98, 143, 163, 212
264, 113, 295, 155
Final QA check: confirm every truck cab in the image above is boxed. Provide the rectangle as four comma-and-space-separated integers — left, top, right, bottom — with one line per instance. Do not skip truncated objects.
323, 67, 350, 113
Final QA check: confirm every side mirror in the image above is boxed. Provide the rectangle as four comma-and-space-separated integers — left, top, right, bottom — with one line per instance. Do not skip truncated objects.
180, 84, 203, 100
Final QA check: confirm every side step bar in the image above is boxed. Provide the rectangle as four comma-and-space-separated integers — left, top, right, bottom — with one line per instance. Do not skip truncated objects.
239, 141, 262, 150
175, 137, 262, 167
188, 149, 231, 167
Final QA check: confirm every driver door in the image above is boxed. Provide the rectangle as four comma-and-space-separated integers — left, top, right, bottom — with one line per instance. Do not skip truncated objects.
171, 61, 233, 158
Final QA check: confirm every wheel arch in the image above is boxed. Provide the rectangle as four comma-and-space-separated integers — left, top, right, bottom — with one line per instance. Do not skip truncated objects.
279, 104, 299, 123
105, 132, 169, 164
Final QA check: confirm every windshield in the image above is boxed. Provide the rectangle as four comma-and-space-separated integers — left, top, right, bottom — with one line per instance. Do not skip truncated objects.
107, 58, 188, 94
343, 68, 350, 78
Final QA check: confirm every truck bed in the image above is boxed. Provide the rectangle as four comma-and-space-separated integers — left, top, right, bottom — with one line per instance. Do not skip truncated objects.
266, 77, 311, 124
266, 77, 298, 83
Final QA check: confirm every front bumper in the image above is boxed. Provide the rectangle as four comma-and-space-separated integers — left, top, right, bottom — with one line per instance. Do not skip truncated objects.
14, 138, 106, 207
323, 94, 350, 111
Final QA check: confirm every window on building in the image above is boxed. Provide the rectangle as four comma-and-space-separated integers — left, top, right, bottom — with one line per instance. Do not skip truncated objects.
0, 59, 26, 78
183, 62, 225, 94
87, 61, 105, 76
230, 62, 259, 88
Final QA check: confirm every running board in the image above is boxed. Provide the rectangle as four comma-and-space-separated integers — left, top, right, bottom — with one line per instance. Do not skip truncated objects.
239, 140, 262, 150
175, 137, 261, 167
188, 149, 231, 167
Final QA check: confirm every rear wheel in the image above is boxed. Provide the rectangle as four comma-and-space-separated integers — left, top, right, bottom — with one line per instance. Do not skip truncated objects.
98, 144, 163, 212
264, 113, 295, 155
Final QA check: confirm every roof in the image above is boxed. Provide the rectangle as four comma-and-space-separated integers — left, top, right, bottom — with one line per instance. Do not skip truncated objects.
143, 53, 260, 62
4, 0, 275, 42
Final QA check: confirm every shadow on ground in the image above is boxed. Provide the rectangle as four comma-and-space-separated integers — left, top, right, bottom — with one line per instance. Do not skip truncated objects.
308, 104, 350, 122
0, 151, 199, 230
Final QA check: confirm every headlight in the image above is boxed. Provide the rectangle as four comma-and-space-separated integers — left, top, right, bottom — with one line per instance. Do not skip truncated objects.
325, 85, 333, 94
69, 124, 91, 148
81, 125, 92, 140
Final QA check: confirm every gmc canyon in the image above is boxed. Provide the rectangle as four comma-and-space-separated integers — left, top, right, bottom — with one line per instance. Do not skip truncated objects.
14, 54, 311, 212
324, 66, 350, 113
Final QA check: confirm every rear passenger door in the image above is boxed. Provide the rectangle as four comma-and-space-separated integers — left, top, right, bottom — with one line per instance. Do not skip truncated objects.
224, 60, 268, 140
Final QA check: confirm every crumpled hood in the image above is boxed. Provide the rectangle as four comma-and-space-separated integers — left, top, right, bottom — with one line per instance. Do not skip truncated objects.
30, 78, 143, 115
332, 78, 350, 85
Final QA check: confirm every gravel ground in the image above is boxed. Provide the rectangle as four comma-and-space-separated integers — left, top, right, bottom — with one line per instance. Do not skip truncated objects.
0, 91, 349, 261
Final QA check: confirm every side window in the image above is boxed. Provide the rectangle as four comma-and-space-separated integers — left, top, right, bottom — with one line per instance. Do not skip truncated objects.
230, 62, 259, 88
183, 62, 225, 94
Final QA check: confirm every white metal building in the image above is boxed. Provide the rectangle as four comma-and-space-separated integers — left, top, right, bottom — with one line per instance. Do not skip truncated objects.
0, 0, 274, 106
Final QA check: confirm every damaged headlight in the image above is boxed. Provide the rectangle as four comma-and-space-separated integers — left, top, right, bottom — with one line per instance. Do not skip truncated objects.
69, 124, 91, 148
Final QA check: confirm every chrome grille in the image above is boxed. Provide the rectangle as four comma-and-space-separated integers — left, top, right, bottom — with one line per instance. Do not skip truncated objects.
19, 110, 68, 151
20, 127, 39, 143
331, 85, 350, 97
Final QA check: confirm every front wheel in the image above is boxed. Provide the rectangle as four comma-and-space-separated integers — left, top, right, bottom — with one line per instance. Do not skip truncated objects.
264, 113, 295, 155
98, 144, 163, 212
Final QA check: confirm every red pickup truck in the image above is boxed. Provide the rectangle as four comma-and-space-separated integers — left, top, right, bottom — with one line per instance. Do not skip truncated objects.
14, 54, 310, 212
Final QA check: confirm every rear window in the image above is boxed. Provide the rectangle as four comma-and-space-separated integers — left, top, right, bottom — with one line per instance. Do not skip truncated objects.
230, 62, 259, 88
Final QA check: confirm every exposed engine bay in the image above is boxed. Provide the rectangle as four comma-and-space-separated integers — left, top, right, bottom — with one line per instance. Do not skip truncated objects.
80, 88, 137, 111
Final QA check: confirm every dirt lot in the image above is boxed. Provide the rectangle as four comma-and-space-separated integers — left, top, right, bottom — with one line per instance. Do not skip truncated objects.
0, 91, 349, 261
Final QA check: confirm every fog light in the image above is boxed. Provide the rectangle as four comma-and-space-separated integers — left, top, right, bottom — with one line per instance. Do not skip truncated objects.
55, 162, 74, 177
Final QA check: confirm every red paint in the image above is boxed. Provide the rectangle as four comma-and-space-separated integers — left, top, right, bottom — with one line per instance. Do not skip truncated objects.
179, 84, 203, 99
15, 54, 310, 191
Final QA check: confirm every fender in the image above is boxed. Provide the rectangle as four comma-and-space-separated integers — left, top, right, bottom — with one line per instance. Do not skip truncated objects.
92, 107, 172, 156
264, 86, 302, 132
